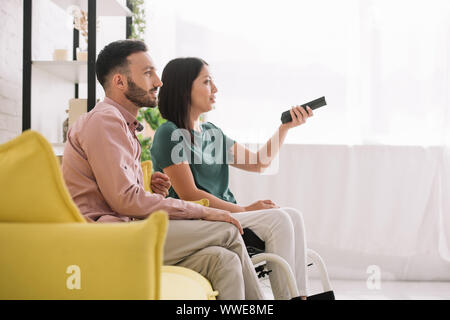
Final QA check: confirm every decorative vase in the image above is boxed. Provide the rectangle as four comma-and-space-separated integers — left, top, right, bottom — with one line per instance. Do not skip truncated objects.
76, 50, 88, 61
53, 49, 69, 61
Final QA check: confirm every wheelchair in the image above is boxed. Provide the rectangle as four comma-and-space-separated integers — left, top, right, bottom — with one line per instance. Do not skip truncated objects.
242, 228, 335, 300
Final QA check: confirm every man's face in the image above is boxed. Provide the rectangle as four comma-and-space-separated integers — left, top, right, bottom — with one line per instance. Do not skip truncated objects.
124, 52, 162, 108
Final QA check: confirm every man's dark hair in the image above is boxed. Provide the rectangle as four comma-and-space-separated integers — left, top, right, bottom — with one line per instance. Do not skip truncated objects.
158, 57, 208, 135
95, 40, 148, 88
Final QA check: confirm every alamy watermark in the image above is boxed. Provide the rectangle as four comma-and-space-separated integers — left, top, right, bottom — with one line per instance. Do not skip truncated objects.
366, 265, 381, 290
169, 128, 280, 174
66, 265, 81, 290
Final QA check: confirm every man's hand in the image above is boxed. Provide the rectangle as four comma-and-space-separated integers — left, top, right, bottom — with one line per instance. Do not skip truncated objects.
150, 171, 171, 197
202, 207, 244, 235
244, 200, 279, 212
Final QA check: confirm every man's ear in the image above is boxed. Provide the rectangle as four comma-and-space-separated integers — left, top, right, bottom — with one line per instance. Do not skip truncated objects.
111, 73, 127, 91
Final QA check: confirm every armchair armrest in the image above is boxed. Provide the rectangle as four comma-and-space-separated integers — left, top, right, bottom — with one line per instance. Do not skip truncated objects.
0, 211, 168, 300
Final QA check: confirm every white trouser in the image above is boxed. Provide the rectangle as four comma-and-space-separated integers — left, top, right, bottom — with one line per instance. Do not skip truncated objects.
232, 207, 308, 299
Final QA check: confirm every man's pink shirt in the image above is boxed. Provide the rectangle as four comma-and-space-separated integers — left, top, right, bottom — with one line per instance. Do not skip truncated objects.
62, 97, 205, 222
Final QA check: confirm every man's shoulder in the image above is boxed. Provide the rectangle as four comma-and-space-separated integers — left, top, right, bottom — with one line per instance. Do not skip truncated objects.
77, 102, 126, 129
69, 102, 127, 143
90, 101, 125, 121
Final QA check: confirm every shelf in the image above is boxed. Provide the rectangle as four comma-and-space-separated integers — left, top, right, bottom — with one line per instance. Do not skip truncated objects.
33, 60, 87, 83
51, 0, 132, 17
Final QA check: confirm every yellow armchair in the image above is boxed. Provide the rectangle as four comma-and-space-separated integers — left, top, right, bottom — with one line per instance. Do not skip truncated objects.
0, 130, 216, 300
0, 130, 166, 299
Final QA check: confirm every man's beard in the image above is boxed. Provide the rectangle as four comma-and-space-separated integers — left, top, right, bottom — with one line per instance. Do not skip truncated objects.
124, 77, 158, 108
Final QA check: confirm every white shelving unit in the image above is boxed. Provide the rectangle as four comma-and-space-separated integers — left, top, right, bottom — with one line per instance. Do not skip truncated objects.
33, 61, 87, 83
23, 0, 132, 156
51, 0, 132, 16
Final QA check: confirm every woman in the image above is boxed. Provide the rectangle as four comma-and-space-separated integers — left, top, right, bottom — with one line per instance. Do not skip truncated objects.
151, 57, 314, 300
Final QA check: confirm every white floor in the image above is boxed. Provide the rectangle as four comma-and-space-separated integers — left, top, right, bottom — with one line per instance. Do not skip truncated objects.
261, 278, 450, 300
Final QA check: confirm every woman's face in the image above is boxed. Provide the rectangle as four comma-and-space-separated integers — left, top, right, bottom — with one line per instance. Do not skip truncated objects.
190, 65, 218, 115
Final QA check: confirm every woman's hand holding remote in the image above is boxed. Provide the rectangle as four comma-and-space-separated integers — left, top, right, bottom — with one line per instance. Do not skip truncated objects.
281, 105, 314, 130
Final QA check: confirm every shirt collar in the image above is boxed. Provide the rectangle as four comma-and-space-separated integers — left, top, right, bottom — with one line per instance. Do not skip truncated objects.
103, 97, 143, 132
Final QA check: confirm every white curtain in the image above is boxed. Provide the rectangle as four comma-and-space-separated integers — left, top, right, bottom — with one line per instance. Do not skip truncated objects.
145, 0, 450, 279
229, 144, 450, 280
146, 0, 450, 145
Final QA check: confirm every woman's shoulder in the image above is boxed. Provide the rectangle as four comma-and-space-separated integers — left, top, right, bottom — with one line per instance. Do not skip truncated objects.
202, 121, 221, 131
151, 121, 178, 155
157, 120, 178, 130
154, 120, 178, 136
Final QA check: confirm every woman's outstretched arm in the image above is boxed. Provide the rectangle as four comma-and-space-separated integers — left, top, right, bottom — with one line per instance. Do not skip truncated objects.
230, 105, 313, 173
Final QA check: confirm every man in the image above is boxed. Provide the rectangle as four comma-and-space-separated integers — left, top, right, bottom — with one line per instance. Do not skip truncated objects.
62, 40, 264, 300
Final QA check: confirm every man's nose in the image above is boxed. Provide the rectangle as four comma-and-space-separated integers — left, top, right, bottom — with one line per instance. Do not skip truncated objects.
154, 74, 163, 88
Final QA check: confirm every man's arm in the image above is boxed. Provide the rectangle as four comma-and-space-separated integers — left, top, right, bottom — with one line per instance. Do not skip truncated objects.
81, 109, 205, 220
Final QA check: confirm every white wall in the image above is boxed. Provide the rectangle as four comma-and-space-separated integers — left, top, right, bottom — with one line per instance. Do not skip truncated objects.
0, 0, 22, 143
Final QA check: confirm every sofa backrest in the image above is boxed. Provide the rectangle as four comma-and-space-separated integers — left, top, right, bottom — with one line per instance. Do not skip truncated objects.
0, 130, 85, 223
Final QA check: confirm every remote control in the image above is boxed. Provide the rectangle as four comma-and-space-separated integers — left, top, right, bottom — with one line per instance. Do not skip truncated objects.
281, 96, 327, 124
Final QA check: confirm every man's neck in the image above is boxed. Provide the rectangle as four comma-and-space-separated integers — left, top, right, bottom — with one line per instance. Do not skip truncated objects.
105, 92, 139, 118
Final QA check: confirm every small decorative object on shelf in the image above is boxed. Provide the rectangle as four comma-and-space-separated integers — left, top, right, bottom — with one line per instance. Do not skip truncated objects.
53, 49, 69, 61
76, 49, 88, 61
69, 99, 87, 127
67, 5, 99, 58
69, 6, 88, 49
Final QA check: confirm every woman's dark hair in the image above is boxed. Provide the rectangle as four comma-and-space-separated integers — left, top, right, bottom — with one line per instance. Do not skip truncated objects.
158, 57, 208, 134
96, 40, 147, 88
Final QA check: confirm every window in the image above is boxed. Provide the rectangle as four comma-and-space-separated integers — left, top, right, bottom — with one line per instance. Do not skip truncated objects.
146, 0, 450, 146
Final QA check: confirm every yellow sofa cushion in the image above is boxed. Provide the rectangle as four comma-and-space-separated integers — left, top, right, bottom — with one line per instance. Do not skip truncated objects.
141, 160, 154, 193
161, 266, 218, 300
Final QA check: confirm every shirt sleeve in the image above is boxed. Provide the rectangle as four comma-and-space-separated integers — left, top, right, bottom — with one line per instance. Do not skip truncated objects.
151, 122, 190, 170
80, 110, 205, 220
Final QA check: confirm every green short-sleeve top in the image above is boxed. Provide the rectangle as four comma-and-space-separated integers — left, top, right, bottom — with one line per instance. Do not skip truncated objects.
150, 121, 237, 204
